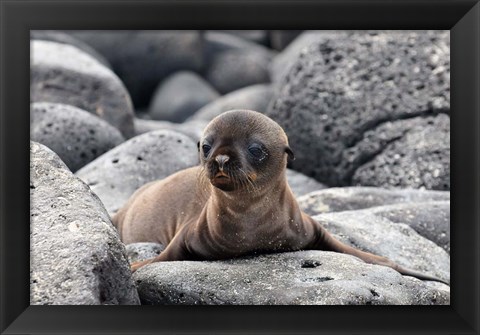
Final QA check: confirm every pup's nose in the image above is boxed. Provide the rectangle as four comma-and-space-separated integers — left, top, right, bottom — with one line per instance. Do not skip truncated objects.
215, 155, 230, 170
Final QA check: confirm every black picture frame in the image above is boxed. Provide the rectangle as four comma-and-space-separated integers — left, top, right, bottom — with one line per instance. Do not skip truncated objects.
1, 0, 478, 334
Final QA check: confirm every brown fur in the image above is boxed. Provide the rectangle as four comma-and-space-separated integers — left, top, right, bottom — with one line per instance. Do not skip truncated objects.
112, 110, 448, 285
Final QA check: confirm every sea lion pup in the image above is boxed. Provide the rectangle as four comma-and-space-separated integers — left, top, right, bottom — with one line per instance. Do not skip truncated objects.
113, 110, 448, 285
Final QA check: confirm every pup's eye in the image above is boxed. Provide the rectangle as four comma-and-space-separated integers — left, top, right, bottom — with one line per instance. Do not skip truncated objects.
248, 144, 264, 158
202, 144, 211, 157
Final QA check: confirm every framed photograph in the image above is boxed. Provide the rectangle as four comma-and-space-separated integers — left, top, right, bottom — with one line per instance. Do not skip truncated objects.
1, 0, 478, 334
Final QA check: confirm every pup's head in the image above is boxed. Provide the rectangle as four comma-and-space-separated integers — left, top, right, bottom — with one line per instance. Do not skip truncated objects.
198, 110, 294, 192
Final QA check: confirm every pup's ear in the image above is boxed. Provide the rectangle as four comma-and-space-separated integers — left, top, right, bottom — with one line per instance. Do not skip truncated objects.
197, 141, 200, 152
285, 146, 295, 161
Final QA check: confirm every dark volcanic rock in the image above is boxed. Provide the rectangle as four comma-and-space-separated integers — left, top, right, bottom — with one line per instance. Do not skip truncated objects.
76, 130, 199, 214
266, 31, 450, 189
133, 251, 449, 305
134, 118, 207, 143
30, 141, 139, 305
149, 71, 219, 122
31, 102, 125, 172
68, 30, 205, 108
30, 30, 110, 67
298, 187, 449, 215
31, 40, 135, 138
286, 169, 327, 198
203, 32, 275, 94
188, 84, 274, 122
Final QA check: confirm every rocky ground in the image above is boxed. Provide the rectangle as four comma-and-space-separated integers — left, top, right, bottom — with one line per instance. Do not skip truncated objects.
30, 30, 450, 305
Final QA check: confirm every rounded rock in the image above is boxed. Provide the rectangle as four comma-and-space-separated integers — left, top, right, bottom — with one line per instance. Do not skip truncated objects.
30, 30, 110, 68
134, 118, 207, 143
30, 40, 135, 138
75, 129, 199, 214
203, 32, 275, 94
148, 71, 219, 122
31, 102, 125, 172
68, 30, 205, 108
188, 84, 274, 122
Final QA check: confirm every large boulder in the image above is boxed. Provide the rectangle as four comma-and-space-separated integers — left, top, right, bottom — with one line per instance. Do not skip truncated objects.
31, 40, 135, 138
30, 141, 139, 305
133, 251, 449, 305
148, 71, 219, 122
68, 30, 205, 107
203, 32, 275, 94
133, 118, 207, 143
266, 31, 450, 189
76, 130, 199, 214
31, 102, 125, 172
188, 84, 274, 122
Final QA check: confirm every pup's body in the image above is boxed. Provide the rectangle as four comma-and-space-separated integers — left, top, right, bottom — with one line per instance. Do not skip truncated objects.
113, 110, 448, 285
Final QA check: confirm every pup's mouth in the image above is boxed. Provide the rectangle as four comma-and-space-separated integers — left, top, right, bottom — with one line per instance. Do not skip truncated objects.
210, 171, 234, 190
212, 172, 230, 183
214, 171, 229, 179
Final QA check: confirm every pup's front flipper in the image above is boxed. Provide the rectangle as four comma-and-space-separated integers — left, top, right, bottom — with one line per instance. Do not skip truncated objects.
130, 233, 191, 272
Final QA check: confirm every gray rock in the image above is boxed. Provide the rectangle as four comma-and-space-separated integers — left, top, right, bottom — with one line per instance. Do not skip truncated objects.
271, 30, 346, 83
313, 210, 449, 283
286, 169, 327, 198
298, 186, 450, 215
266, 31, 450, 189
30, 141, 139, 305
203, 32, 275, 94
68, 30, 205, 107
30, 30, 110, 68
126, 243, 165, 263
269, 30, 303, 51
134, 118, 207, 143
297, 188, 450, 252
30, 40, 135, 138
133, 251, 449, 305
76, 129, 199, 214
369, 201, 450, 253
149, 71, 219, 122
188, 84, 274, 122
31, 102, 125, 172
350, 115, 450, 190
